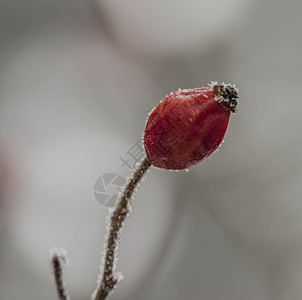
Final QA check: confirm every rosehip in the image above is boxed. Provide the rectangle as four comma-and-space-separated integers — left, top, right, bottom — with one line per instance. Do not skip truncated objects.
143, 82, 239, 170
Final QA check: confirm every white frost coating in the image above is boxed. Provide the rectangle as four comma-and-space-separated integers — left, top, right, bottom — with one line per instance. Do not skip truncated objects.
49, 247, 70, 267
209, 81, 218, 88
108, 272, 125, 296
91, 288, 97, 300
209, 81, 238, 92
214, 95, 223, 103
209, 81, 223, 103
115, 272, 124, 282
213, 138, 226, 154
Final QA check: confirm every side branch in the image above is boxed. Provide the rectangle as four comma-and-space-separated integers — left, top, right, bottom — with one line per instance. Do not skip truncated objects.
50, 248, 70, 300
93, 157, 151, 300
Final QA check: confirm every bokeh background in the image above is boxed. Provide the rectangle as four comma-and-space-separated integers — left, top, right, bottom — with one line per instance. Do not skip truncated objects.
0, 0, 302, 299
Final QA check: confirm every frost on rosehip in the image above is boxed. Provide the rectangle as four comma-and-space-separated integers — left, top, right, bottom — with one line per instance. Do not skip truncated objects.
143, 82, 239, 170
211, 82, 239, 113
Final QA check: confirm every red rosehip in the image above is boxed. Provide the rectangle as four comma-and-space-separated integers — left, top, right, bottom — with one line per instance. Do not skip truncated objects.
143, 82, 239, 170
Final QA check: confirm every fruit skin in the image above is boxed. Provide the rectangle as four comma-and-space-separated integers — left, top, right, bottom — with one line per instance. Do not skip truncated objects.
143, 83, 238, 170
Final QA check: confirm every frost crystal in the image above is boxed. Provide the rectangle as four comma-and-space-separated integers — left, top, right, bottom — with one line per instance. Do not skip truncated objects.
49, 247, 69, 267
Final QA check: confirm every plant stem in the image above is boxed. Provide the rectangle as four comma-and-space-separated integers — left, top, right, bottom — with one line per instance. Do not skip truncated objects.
50, 248, 70, 300
94, 157, 151, 300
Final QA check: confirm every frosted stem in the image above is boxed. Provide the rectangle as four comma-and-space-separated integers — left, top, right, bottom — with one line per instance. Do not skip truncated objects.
50, 248, 70, 300
94, 157, 151, 300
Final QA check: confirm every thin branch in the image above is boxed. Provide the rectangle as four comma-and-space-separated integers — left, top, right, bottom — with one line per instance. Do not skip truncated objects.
93, 157, 151, 300
50, 248, 70, 300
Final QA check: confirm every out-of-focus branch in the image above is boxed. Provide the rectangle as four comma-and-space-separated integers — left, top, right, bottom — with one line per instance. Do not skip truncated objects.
50, 248, 70, 300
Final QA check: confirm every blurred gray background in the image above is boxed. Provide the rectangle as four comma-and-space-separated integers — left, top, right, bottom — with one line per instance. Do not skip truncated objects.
0, 0, 302, 299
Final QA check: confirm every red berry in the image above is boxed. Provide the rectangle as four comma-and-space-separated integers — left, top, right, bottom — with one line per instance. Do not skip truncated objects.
143, 82, 239, 170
